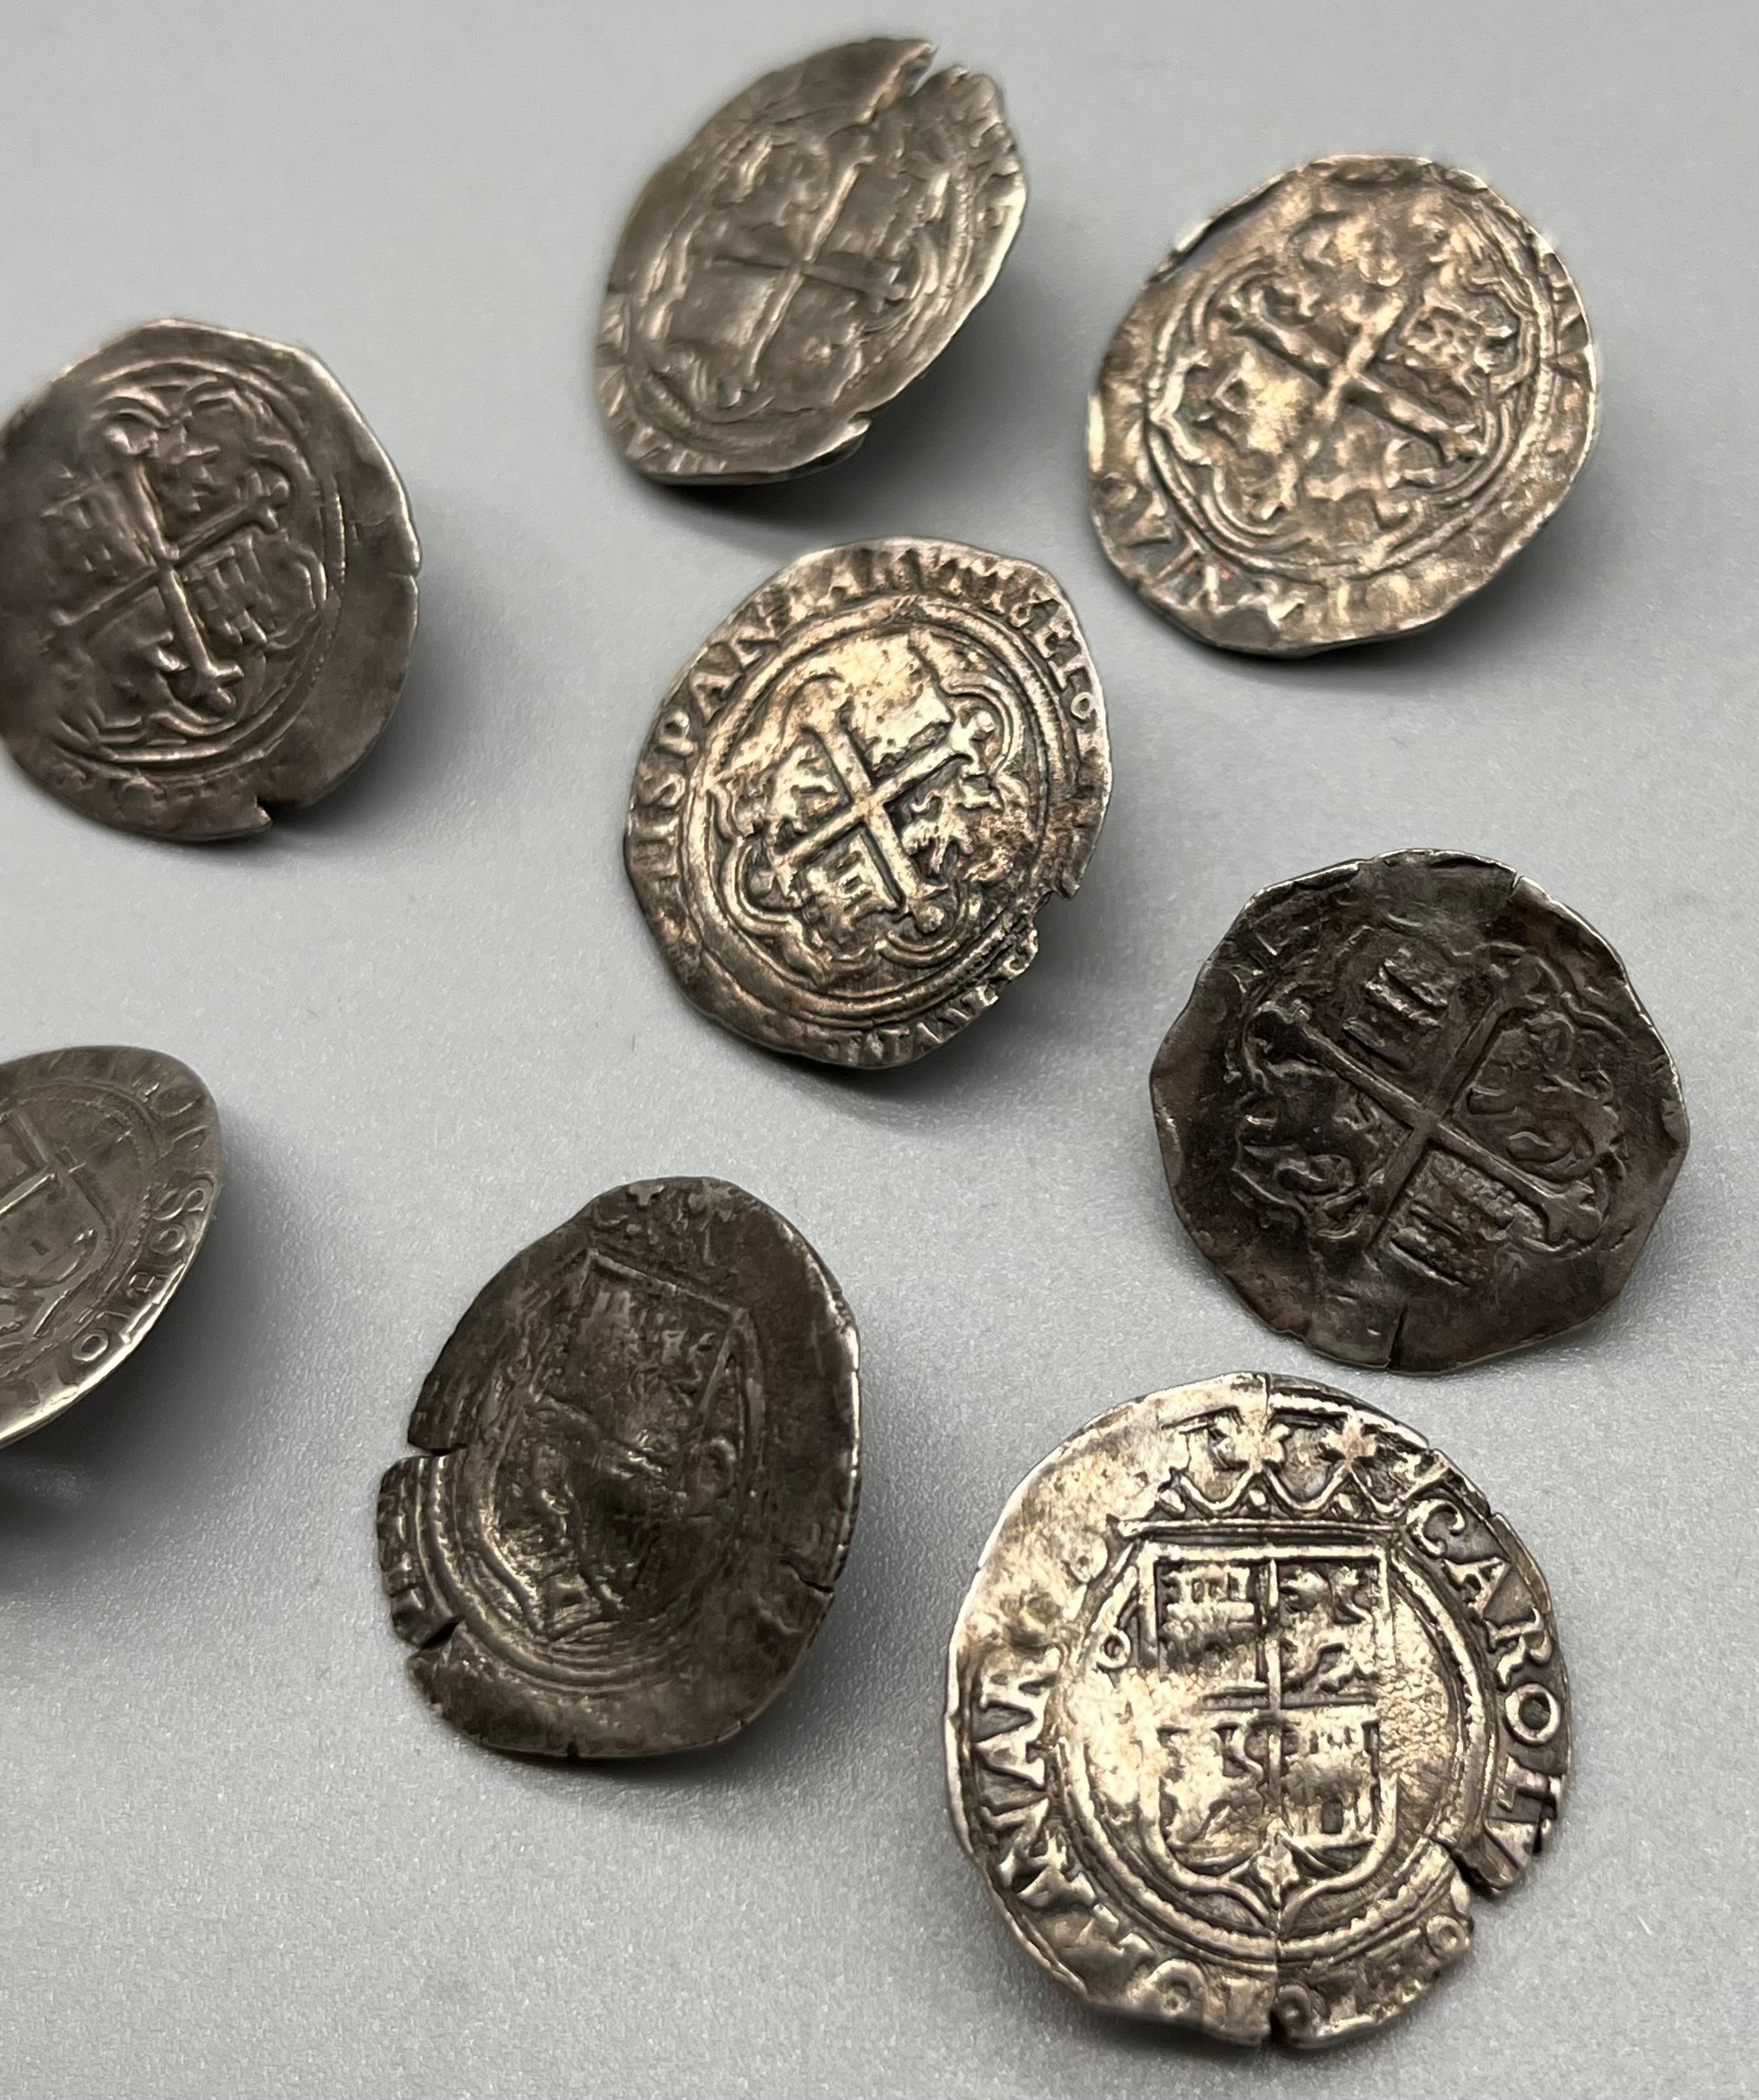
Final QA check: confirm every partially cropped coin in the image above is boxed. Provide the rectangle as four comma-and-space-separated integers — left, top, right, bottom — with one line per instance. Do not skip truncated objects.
1151, 851, 1686, 1372
0, 320, 418, 839
946, 1373, 1569, 2047
378, 1178, 859, 1758
597, 38, 1025, 483
1089, 156, 1597, 654
626, 538, 1110, 1067
0, 1045, 221, 1446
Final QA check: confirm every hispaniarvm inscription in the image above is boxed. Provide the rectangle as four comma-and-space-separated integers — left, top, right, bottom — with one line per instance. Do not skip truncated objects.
1150, 852, 1687, 1372
1089, 156, 1597, 653
946, 1373, 1570, 2047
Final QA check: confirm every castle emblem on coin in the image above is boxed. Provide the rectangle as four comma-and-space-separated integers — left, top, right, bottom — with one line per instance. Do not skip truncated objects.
0, 1045, 221, 1447
1150, 852, 1687, 1371
378, 1178, 859, 1758
946, 1374, 1569, 2047
597, 38, 1025, 482
625, 539, 1110, 1066
0, 320, 418, 838
1089, 156, 1597, 653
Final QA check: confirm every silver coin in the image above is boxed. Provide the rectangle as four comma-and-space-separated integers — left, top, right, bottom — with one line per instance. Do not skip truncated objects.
0, 1045, 221, 1447
625, 537, 1111, 1067
1089, 156, 1597, 653
597, 38, 1026, 483
0, 320, 419, 839
946, 1373, 1569, 2046
378, 1178, 859, 1759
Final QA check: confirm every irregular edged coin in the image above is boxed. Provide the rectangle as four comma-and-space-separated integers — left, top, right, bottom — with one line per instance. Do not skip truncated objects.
597, 38, 1025, 483
378, 1178, 859, 1757
1089, 156, 1597, 654
1151, 851, 1687, 1373
0, 1045, 221, 1446
946, 1373, 1570, 2047
625, 538, 1110, 1067
0, 320, 419, 839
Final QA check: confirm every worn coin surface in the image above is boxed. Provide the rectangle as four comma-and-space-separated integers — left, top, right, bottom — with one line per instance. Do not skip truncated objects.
597, 38, 1025, 483
0, 320, 419, 839
946, 1373, 1569, 2047
378, 1178, 859, 1758
625, 538, 1110, 1067
1089, 156, 1597, 653
1151, 852, 1686, 1372
0, 1045, 221, 1447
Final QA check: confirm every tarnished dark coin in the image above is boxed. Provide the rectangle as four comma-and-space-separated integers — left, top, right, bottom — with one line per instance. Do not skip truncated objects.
597, 39, 1025, 483
0, 320, 418, 839
1089, 156, 1597, 653
625, 538, 1110, 1067
378, 1178, 859, 1758
0, 1045, 221, 1446
946, 1373, 1569, 2047
1151, 852, 1686, 1372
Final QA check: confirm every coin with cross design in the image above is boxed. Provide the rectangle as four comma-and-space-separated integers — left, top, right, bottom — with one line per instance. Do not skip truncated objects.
946, 1373, 1569, 2047
625, 538, 1110, 1067
0, 1045, 221, 1446
597, 38, 1025, 483
1151, 853, 1687, 1372
0, 320, 418, 839
1089, 157, 1597, 653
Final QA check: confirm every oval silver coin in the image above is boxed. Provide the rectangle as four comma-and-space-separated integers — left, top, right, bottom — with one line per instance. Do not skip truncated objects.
1089, 156, 1597, 653
625, 537, 1111, 1067
378, 1177, 859, 1758
1150, 851, 1687, 1372
0, 320, 419, 839
0, 1044, 221, 1446
597, 38, 1026, 483
946, 1373, 1570, 2047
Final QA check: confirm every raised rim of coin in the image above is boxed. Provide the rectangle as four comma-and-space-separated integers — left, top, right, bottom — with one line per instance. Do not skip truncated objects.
0, 317, 419, 840
1088, 153, 1598, 654
945, 1372, 1570, 2047
625, 536, 1111, 1067
0, 1044, 221, 1447
596, 37, 1026, 483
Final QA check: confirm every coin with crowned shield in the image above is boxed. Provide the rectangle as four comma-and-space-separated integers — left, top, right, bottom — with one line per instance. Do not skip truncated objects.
0, 1045, 221, 1447
0, 320, 418, 839
1151, 852, 1687, 1372
597, 38, 1025, 482
625, 538, 1110, 1067
378, 1178, 859, 1759
946, 1373, 1570, 2047
1089, 156, 1597, 653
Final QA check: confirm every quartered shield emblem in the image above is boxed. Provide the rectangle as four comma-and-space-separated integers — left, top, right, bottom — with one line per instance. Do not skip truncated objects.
0, 1104, 111, 1351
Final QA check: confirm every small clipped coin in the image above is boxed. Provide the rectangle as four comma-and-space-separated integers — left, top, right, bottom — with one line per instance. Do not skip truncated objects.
1089, 155, 1597, 653
0, 320, 419, 839
625, 537, 1111, 1067
378, 1178, 859, 1758
1150, 851, 1687, 1372
946, 1373, 1570, 2047
597, 38, 1025, 483
0, 1045, 221, 1447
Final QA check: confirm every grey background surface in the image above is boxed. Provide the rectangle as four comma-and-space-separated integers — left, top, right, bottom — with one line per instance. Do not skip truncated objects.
0, 2, 1753, 2095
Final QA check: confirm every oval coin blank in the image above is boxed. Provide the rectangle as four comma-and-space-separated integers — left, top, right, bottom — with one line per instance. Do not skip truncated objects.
946, 1373, 1570, 2048
625, 537, 1111, 1067
597, 38, 1026, 483
0, 320, 419, 839
1089, 156, 1597, 654
0, 1045, 221, 1447
378, 1178, 859, 1759
1150, 851, 1687, 1372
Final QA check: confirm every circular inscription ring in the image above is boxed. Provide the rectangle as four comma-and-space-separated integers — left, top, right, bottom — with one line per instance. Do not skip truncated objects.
625, 538, 1111, 1067
0, 320, 419, 839
1089, 156, 1597, 653
946, 1374, 1571, 2048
